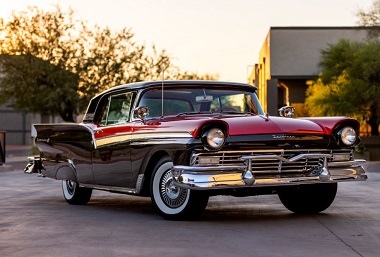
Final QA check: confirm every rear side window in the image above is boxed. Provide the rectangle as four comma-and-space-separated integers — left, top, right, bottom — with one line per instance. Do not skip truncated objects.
98, 92, 134, 126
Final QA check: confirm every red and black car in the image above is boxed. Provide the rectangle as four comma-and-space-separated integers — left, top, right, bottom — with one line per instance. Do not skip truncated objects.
25, 81, 367, 220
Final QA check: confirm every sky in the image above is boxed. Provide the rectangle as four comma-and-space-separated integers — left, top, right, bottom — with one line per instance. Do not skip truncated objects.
0, 0, 376, 82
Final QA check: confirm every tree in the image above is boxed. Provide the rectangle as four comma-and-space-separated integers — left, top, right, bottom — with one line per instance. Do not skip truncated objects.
305, 39, 380, 136
357, 0, 380, 38
0, 6, 216, 122
0, 54, 80, 122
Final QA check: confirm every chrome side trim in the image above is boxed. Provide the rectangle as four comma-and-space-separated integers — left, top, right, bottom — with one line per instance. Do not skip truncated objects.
95, 131, 192, 148
135, 174, 145, 194
79, 183, 137, 194
96, 134, 131, 147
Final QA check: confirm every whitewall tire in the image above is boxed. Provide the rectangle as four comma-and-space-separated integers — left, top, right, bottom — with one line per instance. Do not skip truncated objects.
150, 157, 209, 220
62, 180, 92, 205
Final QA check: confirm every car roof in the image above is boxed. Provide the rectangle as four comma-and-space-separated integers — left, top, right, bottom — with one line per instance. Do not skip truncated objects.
99, 80, 256, 95
88, 80, 257, 109
84, 80, 258, 122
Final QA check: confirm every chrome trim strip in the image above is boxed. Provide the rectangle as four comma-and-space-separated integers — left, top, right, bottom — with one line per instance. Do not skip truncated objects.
327, 159, 366, 167
192, 149, 348, 155
172, 165, 245, 172
95, 131, 192, 148
135, 174, 144, 194
131, 132, 192, 140
96, 134, 131, 147
79, 183, 137, 194
240, 153, 331, 162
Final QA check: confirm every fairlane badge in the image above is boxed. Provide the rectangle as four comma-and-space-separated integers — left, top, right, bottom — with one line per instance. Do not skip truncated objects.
36, 138, 50, 143
272, 135, 295, 139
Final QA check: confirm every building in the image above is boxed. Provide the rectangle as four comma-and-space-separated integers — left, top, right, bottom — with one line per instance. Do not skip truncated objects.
249, 27, 368, 117
0, 104, 63, 145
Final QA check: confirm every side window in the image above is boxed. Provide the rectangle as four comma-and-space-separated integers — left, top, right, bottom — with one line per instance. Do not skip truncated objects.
98, 92, 134, 126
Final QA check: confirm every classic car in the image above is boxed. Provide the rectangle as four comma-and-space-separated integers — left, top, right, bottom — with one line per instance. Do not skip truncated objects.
25, 80, 367, 220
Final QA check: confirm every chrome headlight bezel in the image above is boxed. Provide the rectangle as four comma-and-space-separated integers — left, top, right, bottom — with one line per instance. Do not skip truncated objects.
338, 126, 358, 147
202, 128, 226, 150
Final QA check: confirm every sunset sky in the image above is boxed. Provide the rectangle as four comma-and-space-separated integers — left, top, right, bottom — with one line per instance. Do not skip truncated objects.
0, 0, 375, 82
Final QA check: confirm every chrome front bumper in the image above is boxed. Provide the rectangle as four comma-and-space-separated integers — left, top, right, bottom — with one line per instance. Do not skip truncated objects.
171, 154, 368, 189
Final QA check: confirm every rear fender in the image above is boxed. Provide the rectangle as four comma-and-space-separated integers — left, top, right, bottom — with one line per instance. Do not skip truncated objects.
56, 164, 77, 182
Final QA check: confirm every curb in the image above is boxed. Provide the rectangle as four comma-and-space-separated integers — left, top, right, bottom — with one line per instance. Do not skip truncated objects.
1, 156, 30, 172
0, 164, 13, 172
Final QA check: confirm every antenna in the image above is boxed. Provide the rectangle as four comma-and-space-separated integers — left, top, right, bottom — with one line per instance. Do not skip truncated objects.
161, 68, 164, 117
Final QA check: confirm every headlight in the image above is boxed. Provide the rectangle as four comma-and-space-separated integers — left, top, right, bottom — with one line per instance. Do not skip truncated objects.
340, 126, 357, 146
205, 128, 225, 149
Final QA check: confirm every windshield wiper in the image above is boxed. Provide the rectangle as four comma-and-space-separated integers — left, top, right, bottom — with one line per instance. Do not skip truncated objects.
215, 110, 246, 114
176, 111, 212, 117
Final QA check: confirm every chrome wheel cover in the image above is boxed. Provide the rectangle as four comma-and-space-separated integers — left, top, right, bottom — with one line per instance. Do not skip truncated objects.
160, 170, 187, 208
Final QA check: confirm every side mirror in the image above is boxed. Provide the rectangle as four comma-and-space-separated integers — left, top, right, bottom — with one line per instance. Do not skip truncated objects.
278, 106, 295, 118
134, 106, 150, 121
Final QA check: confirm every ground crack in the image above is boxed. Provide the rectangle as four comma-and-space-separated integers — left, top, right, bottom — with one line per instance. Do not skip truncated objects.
315, 216, 363, 257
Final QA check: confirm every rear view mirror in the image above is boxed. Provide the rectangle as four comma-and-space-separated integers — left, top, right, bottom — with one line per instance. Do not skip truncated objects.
196, 95, 213, 103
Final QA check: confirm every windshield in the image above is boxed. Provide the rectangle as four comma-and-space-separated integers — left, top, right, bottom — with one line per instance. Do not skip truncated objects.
137, 87, 264, 117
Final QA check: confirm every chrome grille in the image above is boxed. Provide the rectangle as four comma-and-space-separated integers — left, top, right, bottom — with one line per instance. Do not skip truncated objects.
191, 149, 352, 174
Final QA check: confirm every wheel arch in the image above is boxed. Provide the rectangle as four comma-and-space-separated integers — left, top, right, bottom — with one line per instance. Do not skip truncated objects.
139, 150, 170, 196
56, 164, 78, 182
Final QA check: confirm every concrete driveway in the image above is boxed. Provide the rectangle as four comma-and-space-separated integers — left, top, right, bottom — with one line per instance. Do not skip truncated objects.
0, 162, 379, 257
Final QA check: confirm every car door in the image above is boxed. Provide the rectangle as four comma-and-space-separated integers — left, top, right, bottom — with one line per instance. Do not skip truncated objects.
92, 91, 137, 188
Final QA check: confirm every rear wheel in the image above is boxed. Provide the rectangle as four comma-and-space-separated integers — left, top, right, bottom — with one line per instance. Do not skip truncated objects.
278, 183, 337, 214
62, 180, 92, 205
150, 157, 209, 220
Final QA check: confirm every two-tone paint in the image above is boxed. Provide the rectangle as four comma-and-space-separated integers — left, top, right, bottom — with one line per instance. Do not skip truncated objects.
28, 81, 366, 198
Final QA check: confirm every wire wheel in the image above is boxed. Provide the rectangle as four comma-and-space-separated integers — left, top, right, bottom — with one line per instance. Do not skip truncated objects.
159, 170, 188, 208
151, 156, 208, 220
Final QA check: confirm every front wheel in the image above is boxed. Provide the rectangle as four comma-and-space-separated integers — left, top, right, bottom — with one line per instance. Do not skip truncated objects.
62, 180, 92, 205
151, 157, 209, 220
278, 183, 337, 214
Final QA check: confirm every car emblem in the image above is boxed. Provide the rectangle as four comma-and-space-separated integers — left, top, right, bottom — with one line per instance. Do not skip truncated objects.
36, 138, 50, 143
272, 135, 295, 139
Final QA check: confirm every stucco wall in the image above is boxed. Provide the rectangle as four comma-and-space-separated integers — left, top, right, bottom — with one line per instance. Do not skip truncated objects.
269, 27, 368, 77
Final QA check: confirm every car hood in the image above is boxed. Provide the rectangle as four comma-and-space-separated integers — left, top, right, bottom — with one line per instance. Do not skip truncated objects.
148, 114, 330, 137
222, 115, 326, 136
